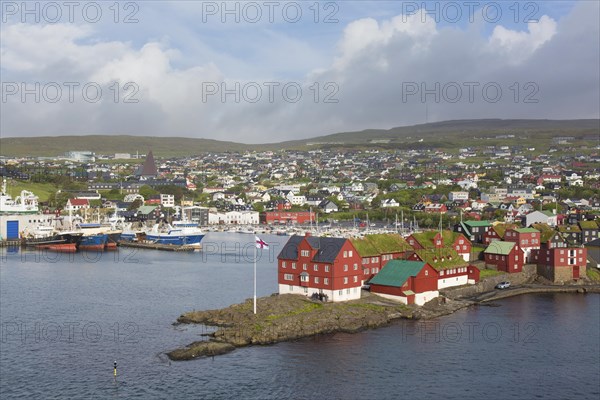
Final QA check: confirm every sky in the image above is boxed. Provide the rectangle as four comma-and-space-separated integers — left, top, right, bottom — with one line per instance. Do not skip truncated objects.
1, 0, 598, 143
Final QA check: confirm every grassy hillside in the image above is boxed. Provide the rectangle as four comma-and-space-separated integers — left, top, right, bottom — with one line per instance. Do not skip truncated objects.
1, 119, 598, 156
3, 181, 59, 202
0, 135, 255, 157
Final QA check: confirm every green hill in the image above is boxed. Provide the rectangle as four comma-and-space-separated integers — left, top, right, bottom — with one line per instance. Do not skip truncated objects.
1, 119, 597, 157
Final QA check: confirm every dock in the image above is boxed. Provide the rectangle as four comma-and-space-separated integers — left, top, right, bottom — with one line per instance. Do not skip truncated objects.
0, 240, 24, 248
119, 241, 199, 252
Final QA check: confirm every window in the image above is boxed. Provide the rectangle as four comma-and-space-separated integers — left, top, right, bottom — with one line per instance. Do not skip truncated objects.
300, 274, 309, 282
463, 245, 467, 250
289, 285, 293, 291
303, 287, 308, 294
300, 250, 310, 257
354, 264, 358, 270
314, 277, 320, 284
324, 278, 329, 285
325, 265, 330, 272
349, 251, 353, 257
339, 290, 343, 295
282, 261, 286, 268
303, 263, 307, 270
425, 270, 428, 276
343, 251, 348, 258
284, 274, 294, 281
353, 276, 358, 283
362, 258, 369, 264
344, 277, 348, 284
440, 271, 444, 276
364, 268, 370, 275
344, 265, 348, 272
292, 262, 296, 269
346, 289, 350, 294
314, 264, 318, 271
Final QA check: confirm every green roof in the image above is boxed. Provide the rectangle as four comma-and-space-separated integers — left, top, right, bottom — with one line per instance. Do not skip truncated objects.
137, 205, 158, 214
558, 225, 581, 233
541, 211, 555, 217
579, 221, 599, 230
414, 249, 467, 271
464, 220, 492, 227
484, 241, 516, 255
369, 260, 425, 287
491, 223, 517, 238
515, 228, 539, 233
539, 230, 558, 243
411, 230, 462, 248
351, 234, 411, 257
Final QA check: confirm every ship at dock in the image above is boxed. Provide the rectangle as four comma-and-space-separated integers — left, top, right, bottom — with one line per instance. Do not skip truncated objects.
0, 179, 40, 215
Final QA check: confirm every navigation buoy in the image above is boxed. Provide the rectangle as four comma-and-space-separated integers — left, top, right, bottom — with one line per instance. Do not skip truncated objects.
113, 361, 117, 377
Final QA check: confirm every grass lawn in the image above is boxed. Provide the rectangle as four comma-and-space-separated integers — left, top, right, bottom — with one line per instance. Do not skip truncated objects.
4, 181, 59, 203
480, 269, 504, 279
586, 268, 600, 282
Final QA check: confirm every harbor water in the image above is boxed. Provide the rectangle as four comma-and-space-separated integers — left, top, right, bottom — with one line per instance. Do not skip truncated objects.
1, 233, 599, 399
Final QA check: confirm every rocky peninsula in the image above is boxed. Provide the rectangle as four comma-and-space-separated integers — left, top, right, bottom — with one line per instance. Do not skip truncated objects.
167, 276, 600, 361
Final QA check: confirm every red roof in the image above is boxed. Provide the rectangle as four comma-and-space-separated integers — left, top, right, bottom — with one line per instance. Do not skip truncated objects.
69, 199, 89, 206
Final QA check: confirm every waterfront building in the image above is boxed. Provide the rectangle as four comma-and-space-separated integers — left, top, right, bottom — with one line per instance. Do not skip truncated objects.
277, 234, 363, 302
369, 260, 439, 305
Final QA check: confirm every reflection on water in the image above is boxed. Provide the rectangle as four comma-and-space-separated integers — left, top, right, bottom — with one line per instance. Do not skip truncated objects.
1, 233, 599, 399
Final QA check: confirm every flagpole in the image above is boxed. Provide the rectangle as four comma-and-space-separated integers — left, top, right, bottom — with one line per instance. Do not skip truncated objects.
253, 239, 257, 315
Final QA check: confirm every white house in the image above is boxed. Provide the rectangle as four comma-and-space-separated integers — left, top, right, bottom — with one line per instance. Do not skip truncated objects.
160, 194, 175, 208
449, 191, 469, 201
381, 198, 400, 208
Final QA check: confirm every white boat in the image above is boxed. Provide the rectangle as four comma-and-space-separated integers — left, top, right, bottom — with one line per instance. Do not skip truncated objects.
144, 208, 205, 247
0, 179, 39, 215
145, 220, 205, 248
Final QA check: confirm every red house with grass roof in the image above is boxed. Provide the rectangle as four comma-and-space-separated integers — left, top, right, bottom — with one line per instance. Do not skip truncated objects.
350, 233, 412, 283
369, 260, 439, 305
483, 223, 518, 245
407, 249, 479, 289
406, 230, 471, 262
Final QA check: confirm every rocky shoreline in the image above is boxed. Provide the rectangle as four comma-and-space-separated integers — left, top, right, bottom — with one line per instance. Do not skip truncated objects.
167, 281, 600, 361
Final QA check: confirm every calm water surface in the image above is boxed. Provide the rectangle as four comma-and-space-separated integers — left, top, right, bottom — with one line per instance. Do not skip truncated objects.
1, 233, 599, 399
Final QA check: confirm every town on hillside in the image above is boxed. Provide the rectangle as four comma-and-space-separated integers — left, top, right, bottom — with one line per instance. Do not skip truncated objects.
1, 144, 599, 300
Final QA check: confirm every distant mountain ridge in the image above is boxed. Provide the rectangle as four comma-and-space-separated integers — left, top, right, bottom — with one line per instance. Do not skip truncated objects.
1, 119, 598, 157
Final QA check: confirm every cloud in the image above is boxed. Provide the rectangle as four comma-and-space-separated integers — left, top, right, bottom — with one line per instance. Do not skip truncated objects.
0, 1, 598, 143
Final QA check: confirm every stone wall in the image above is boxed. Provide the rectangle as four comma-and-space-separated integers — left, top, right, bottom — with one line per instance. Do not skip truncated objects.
441, 264, 537, 299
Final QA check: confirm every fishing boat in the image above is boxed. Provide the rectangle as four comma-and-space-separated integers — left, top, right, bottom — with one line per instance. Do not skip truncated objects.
79, 232, 108, 251
0, 179, 39, 215
145, 220, 204, 248
26, 231, 83, 253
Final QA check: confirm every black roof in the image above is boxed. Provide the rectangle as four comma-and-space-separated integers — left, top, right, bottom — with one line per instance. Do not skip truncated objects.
277, 235, 348, 263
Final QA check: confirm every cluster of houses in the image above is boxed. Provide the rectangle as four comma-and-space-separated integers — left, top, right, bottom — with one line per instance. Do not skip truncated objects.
277, 219, 597, 305
277, 231, 479, 306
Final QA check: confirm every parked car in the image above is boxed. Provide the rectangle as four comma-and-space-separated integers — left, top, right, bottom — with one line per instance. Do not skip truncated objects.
495, 281, 511, 290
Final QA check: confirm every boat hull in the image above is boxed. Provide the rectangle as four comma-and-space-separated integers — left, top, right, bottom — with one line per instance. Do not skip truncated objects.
145, 233, 204, 247
79, 234, 108, 251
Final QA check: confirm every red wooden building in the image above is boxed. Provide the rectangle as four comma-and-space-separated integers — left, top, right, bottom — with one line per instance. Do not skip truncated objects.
483, 223, 518, 245
503, 228, 540, 262
407, 251, 480, 288
350, 234, 412, 283
484, 241, 523, 273
531, 231, 587, 282
263, 211, 315, 225
406, 231, 471, 262
277, 233, 363, 302
369, 260, 439, 305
